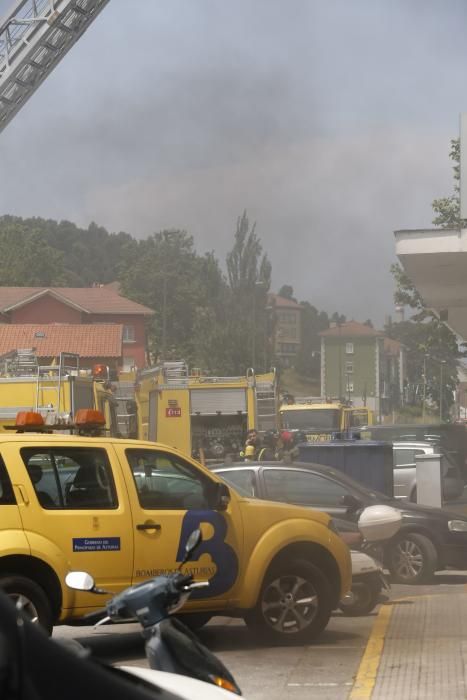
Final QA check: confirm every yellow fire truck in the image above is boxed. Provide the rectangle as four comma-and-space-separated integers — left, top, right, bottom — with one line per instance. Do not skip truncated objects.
279, 397, 374, 442
0, 351, 120, 436
135, 361, 278, 459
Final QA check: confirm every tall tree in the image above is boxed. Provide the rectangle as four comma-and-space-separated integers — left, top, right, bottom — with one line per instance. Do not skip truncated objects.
226, 211, 271, 373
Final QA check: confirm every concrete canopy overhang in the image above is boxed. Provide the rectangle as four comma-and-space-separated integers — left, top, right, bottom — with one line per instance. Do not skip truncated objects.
395, 227, 467, 340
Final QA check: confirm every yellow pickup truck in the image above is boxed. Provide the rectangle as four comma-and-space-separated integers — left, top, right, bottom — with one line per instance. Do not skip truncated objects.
0, 427, 350, 644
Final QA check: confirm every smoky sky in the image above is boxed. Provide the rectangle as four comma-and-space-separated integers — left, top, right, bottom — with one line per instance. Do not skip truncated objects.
1, 0, 466, 325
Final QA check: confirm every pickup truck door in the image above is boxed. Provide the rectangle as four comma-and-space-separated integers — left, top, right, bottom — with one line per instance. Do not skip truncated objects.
113, 444, 243, 605
3, 442, 134, 591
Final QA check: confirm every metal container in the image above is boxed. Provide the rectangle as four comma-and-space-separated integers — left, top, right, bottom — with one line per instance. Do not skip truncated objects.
298, 440, 394, 496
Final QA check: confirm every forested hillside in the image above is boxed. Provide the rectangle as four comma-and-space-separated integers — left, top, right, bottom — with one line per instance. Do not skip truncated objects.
0, 213, 343, 376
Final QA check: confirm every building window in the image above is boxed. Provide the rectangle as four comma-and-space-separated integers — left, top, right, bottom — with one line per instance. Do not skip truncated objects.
345, 342, 354, 354
279, 343, 298, 355
123, 325, 136, 342
345, 361, 353, 373
277, 311, 297, 325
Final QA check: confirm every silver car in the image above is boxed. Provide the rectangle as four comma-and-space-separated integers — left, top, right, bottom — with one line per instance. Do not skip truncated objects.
392, 441, 464, 502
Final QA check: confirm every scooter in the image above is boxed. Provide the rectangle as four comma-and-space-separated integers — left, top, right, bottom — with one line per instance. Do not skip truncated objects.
338, 505, 402, 616
0, 586, 236, 700
66, 529, 242, 696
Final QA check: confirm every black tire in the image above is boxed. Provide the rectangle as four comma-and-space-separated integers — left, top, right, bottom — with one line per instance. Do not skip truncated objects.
387, 532, 437, 584
244, 559, 333, 645
339, 577, 381, 616
176, 612, 212, 631
0, 575, 53, 635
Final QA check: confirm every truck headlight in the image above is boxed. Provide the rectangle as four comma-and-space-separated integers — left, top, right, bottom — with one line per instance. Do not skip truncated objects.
448, 520, 467, 532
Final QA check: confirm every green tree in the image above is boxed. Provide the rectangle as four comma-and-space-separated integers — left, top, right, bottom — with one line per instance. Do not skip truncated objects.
226, 211, 272, 373
389, 263, 464, 419
431, 138, 467, 228
277, 284, 296, 301
0, 215, 137, 287
0, 218, 71, 286
121, 230, 228, 365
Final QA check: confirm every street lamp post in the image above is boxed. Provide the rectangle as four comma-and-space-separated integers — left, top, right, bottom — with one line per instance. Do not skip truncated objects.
440, 360, 447, 422
422, 354, 428, 422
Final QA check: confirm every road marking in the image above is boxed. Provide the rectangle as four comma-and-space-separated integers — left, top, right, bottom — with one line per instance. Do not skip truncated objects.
288, 682, 353, 687
348, 603, 393, 700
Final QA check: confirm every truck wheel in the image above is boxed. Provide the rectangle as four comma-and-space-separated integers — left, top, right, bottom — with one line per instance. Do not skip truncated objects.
244, 559, 333, 645
388, 532, 437, 584
0, 575, 53, 635
339, 577, 381, 616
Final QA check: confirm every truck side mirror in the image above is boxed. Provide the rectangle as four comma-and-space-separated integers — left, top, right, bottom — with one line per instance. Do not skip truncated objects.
212, 482, 231, 511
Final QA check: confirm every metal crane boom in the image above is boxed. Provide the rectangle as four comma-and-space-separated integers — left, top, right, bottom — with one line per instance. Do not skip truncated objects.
0, 0, 110, 134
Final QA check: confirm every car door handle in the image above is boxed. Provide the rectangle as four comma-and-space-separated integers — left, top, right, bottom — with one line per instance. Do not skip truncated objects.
136, 522, 161, 531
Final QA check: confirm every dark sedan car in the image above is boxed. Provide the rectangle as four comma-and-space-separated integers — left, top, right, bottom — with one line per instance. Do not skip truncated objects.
212, 461, 467, 584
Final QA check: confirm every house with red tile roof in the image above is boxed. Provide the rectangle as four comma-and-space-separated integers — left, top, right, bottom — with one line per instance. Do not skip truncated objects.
319, 321, 404, 418
0, 324, 123, 371
0, 286, 154, 371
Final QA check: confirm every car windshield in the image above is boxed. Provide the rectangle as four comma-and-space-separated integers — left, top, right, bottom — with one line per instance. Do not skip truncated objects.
280, 409, 340, 430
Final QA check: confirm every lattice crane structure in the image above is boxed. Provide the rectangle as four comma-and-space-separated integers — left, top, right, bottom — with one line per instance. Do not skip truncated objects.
0, 0, 110, 133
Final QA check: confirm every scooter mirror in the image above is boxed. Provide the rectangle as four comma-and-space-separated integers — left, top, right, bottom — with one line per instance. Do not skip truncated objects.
65, 571, 95, 591
185, 528, 202, 555
179, 529, 203, 567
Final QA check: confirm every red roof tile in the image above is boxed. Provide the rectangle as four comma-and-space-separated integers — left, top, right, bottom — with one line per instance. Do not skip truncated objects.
0, 324, 123, 358
319, 321, 383, 337
0, 287, 154, 316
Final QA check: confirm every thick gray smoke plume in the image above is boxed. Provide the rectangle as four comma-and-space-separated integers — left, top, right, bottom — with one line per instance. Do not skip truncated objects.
0, 0, 464, 322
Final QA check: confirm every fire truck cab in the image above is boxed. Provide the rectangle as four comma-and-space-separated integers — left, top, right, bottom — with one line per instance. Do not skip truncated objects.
279, 396, 374, 442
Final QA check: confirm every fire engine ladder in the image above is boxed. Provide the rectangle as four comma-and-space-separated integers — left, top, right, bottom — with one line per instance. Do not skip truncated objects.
11, 347, 38, 375
255, 373, 278, 432
34, 351, 79, 418
0, 0, 111, 134
113, 379, 136, 438
162, 361, 189, 387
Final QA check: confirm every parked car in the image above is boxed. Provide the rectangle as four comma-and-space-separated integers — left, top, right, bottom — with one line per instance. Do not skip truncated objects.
392, 441, 464, 501
212, 461, 467, 584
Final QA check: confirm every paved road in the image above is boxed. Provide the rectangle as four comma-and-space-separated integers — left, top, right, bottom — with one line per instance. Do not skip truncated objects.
53, 573, 467, 700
